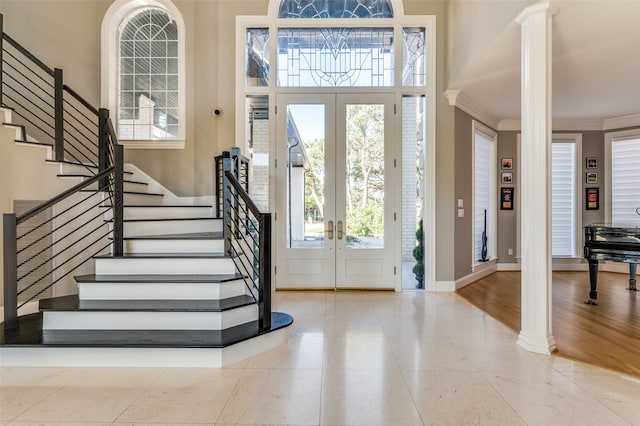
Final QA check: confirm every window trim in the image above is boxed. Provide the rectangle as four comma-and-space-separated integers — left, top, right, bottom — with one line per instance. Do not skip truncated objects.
551, 134, 582, 258
515, 133, 583, 263
101, 0, 186, 149
472, 120, 497, 269
605, 128, 640, 223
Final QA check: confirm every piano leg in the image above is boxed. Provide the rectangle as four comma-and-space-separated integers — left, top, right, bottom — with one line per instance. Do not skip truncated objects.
585, 259, 599, 305
628, 263, 637, 292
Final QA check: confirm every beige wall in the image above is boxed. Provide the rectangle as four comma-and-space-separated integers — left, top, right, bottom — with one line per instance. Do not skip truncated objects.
1, 0, 458, 284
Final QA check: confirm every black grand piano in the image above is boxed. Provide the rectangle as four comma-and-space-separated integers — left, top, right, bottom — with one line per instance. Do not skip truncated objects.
583, 224, 640, 305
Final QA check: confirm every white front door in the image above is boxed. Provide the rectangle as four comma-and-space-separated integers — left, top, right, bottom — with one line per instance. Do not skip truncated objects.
275, 93, 397, 289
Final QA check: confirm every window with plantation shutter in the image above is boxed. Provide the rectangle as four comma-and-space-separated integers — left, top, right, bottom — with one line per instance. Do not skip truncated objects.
611, 137, 640, 225
473, 122, 496, 265
551, 140, 578, 257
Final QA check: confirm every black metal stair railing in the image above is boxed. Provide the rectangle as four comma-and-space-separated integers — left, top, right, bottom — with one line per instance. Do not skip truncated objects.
1, 14, 101, 172
2, 15, 124, 329
222, 153, 271, 332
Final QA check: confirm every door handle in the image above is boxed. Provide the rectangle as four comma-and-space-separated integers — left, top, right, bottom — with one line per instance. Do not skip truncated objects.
327, 220, 334, 240
337, 220, 344, 240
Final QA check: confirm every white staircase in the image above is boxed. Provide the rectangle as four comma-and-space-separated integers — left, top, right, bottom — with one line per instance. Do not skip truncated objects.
1, 108, 292, 367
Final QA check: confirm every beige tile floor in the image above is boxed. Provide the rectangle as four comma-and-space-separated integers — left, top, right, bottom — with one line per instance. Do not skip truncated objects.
1, 290, 640, 425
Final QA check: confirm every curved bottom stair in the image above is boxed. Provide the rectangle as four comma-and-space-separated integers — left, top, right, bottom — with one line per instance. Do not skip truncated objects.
0, 311, 293, 367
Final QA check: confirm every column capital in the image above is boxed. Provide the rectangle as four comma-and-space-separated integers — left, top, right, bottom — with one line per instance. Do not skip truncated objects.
516, 1, 558, 25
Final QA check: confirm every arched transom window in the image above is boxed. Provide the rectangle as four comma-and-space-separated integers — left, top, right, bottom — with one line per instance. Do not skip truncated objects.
245, 0, 426, 88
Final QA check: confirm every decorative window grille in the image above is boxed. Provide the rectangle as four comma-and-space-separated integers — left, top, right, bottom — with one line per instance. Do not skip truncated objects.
402, 27, 426, 86
246, 28, 270, 87
118, 7, 179, 140
278, 0, 393, 19
611, 137, 640, 225
277, 27, 394, 87
551, 141, 577, 257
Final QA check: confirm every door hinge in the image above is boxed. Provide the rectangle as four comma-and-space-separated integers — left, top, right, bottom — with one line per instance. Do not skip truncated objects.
275, 158, 277, 168
394, 212, 396, 221
394, 266, 397, 275
275, 266, 277, 275
275, 105, 277, 114
394, 103, 397, 114
394, 158, 397, 168
274, 212, 277, 221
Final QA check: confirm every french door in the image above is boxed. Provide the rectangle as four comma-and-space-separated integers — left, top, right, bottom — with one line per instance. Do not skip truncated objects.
275, 93, 397, 289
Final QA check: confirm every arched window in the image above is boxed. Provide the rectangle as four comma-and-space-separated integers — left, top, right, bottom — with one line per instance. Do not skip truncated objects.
102, 0, 185, 148
278, 0, 393, 19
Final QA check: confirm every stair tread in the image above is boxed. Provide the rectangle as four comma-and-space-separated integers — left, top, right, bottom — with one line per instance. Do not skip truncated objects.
124, 231, 223, 240
104, 204, 214, 208
81, 189, 163, 196
107, 217, 218, 223
39, 294, 255, 312
94, 252, 228, 259
75, 273, 243, 283
1, 312, 293, 348
57, 175, 148, 185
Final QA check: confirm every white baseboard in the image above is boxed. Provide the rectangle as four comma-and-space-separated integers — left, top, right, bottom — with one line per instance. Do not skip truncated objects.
456, 263, 498, 290
432, 281, 456, 292
497, 263, 521, 271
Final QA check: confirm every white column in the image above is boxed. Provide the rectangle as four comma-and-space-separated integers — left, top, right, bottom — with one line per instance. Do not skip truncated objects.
516, 1, 558, 354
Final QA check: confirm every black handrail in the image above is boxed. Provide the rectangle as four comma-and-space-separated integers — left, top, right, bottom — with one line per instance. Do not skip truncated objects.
222, 155, 271, 332
2, 32, 55, 76
2, 17, 124, 329
63, 84, 99, 115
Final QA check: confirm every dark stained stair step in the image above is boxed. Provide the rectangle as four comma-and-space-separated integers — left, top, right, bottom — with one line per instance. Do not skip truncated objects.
39, 294, 255, 312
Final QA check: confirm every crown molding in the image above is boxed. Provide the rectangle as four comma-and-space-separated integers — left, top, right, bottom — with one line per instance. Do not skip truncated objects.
498, 115, 640, 132
602, 113, 640, 131
444, 90, 500, 130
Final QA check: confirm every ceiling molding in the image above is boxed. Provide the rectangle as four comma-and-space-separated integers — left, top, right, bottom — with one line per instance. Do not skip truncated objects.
499, 114, 640, 132
444, 90, 500, 130
603, 114, 640, 131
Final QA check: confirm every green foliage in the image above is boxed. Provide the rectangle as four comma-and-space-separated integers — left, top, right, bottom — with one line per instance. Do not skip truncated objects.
347, 204, 384, 238
412, 219, 424, 276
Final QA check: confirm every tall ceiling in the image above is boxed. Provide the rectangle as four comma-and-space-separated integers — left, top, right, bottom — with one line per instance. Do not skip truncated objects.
446, 0, 640, 122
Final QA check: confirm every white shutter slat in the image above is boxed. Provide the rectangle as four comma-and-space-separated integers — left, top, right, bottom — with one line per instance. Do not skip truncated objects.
612, 138, 640, 225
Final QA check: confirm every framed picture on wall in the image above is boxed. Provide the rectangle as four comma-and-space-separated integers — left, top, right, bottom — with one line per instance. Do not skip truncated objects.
501, 187, 514, 210
586, 172, 598, 184
501, 158, 513, 170
586, 157, 598, 169
501, 172, 513, 184
586, 187, 599, 210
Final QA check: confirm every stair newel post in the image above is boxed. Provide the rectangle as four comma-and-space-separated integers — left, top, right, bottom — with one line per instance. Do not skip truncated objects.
53, 68, 64, 161
258, 212, 272, 331
230, 147, 241, 182
113, 144, 124, 256
98, 108, 110, 191
3, 214, 18, 329
222, 158, 233, 257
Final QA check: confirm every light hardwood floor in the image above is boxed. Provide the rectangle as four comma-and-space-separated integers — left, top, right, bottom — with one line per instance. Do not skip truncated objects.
457, 270, 640, 378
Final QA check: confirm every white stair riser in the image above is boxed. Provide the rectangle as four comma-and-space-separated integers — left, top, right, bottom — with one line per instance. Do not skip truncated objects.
0, 328, 289, 367
124, 193, 164, 205
95, 257, 236, 275
58, 162, 134, 176
110, 206, 215, 221
112, 219, 222, 237
42, 305, 258, 330
66, 179, 147, 193
124, 238, 224, 254
77, 280, 247, 300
